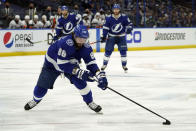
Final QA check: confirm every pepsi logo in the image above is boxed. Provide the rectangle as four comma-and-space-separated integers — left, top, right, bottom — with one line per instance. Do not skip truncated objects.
3, 32, 14, 48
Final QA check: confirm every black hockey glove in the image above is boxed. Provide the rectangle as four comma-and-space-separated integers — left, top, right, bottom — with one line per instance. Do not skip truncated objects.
101, 37, 107, 43
126, 27, 133, 34
96, 71, 108, 90
72, 68, 95, 82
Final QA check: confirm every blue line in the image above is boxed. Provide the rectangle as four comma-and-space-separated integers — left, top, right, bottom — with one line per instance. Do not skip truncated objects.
96, 28, 100, 52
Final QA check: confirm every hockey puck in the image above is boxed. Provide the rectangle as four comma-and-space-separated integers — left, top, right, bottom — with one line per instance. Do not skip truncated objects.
162, 120, 171, 125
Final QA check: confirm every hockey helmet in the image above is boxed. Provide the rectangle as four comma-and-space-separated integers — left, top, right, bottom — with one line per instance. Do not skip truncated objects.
74, 25, 89, 39
61, 5, 68, 11
112, 4, 120, 10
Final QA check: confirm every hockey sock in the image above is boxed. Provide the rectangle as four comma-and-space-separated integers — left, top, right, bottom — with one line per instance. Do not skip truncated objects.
82, 91, 93, 104
71, 76, 93, 104
78, 85, 93, 104
120, 50, 127, 67
103, 51, 112, 66
33, 86, 48, 102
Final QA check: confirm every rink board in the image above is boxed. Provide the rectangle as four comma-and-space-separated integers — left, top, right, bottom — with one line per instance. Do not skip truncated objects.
0, 28, 196, 57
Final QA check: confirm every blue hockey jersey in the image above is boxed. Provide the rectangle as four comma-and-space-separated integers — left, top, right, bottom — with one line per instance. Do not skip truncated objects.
56, 13, 83, 37
45, 35, 99, 75
103, 14, 133, 37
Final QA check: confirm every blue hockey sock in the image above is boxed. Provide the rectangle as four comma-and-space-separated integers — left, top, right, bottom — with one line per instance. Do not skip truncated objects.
33, 86, 48, 102
120, 50, 127, 67
82, 91, 93, 104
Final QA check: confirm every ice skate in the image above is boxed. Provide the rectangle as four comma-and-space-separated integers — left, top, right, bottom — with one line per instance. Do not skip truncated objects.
122, 66, 128, 73
88, 101, 102, 114
24, 100, 41, 110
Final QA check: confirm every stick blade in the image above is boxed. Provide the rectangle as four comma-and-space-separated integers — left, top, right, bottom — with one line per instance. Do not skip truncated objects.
162, 120, 171, 125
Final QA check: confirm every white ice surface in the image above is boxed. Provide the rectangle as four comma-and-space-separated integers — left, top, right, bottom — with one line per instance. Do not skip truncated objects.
0, 49, 196, 131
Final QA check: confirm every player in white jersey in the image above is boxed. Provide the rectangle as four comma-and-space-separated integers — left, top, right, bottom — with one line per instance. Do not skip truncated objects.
8, 15, 23, 29
29, 15, 42, 29
21, 15, 30, 29
40, 15, 51, 28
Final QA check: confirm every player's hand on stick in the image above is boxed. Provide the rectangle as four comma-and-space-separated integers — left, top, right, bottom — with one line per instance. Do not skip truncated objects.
126, 27, 133, 34
96, 71, 108, 90
73, 68, 95, 82
101, 37, 107, 43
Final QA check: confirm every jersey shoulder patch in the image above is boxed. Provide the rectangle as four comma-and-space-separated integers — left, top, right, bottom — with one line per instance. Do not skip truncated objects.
66, 39, 74, 46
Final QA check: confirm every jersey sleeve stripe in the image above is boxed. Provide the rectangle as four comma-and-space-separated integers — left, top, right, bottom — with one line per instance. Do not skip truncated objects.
78, 85, 91, 95
103, 26, 109, 30
46, 53, 63, 72
57, 58, 79, 64
86, 60, 97, 66
57, 59, 70, 64
56, 26, 63, 29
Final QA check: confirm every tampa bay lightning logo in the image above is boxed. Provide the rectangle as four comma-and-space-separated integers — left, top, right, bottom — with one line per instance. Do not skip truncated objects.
112, 23, 123, 33
64, 22, 73, 31
3, 32, 14, 48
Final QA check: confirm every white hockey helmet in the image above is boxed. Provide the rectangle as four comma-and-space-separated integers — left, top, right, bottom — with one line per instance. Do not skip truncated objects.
42, 15, 47, 20
24, 15, 30, 20
15, 15, 20, 20
34, 15, 39, 20
95, 12, 100, 16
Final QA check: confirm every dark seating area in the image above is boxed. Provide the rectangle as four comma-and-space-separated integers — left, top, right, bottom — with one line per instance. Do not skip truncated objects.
0, 0, 195, 29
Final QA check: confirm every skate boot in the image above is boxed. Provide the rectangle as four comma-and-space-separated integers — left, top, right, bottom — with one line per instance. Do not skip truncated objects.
101, 65, 107, 71
24, 100, 41, 110
122, 66, 128, 73
87, 101, 102, 113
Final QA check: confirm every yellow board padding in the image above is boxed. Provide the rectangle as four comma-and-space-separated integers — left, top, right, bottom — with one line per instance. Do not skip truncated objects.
0, 45, 196, 57
100, 45, 196, 52
0, 51, 47, 57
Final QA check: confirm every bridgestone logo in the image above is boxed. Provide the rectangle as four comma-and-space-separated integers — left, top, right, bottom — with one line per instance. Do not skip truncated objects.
155, 32, 186, 41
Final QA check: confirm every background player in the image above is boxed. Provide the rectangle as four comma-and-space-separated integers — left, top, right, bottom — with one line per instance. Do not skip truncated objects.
53, 5, 83, 41
101, 4, 133, 73
24, 25, 108, 113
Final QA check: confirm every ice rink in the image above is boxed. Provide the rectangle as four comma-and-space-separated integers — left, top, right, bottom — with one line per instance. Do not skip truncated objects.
0, 49, 196, 131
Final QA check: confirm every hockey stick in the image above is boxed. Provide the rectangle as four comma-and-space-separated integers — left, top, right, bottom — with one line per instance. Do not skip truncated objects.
106, 86, 171, 125
89, 40, 102, 44
25, 38, 53, 44
26, 37, 103, 45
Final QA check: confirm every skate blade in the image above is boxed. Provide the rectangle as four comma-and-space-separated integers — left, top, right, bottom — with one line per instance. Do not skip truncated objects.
124, 70, 128, 73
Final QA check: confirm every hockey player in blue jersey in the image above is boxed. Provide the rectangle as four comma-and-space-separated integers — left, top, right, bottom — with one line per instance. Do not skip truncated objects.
53, 5, 83, 41
24, 25, 108, 113
101, 4, 133, 73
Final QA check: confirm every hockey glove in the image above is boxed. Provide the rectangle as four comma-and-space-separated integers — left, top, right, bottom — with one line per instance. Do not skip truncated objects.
72, 68, 95, 82
96, 71, 108, 90
101, 37, 107, 43
126, 27, 133, 34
